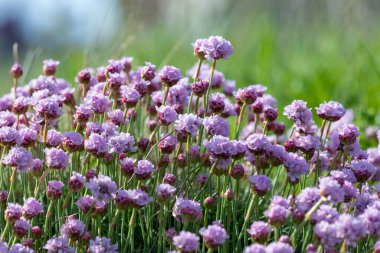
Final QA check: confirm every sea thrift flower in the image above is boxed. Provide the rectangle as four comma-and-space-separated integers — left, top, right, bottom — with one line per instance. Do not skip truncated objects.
191, 80, 209, 96
60, 217, 86, 240
264, 196, 290, 226
316, 101, 346, 121
3, 146, 33, 172
108, 133, 136, 154
22, 198, 43, 219
283, 100, 313, 126
246, 134, 270, 155
46, 129, 62, 147
249, 175, 272, 196
156, 183, 176, 202
5, 203, 23, 221
10, 62, 23, 78
135, 160, 154, 180
89, 236, 118, 253
62, 132, 83, 152
247, 221, 272, 243
85, 133, 108, 157
156, 105, 178, 126
10, 243, 34, 253
319, 177, 344, 203
203, 135, 235, 159
107, 109, 128, 126
34, 97, 62, 120
175, 114, 202, 137
313, 221, 341, 247
173, 197, 203, 222
158, 134, 177, 154
13, 219, 32, 237
203, 36, 234, 60
336, 214, 365, 246
120, 157, 136, 177
76, 196, 96, 213
86, 175, 117, 206
243, 244, 266, 253
359, 206, 380, 235
199, 224, 228, 249
68, 172, 86, 192
84, 94, 112, 114
19, 128, 38, 147
208, 92, 225, 113
203, 115, 230, 137
127, 189, 152, 208
350, 159, 375, 182
193, 38, 207, 59
43, 59, 60, 75
45, 148, 69, 170
160, 66, 182, 87
266, 242, 294, 253
75, 104, 93, 123
0, 111, 16, 127
295, 187, 320, 213
283, 153, 309, 183
173, 231, 200, 253
12, 97, 30, 115
141, 62, 156, 81
120, 86, 141, 108
0, 126, 21, 146
46, 180, 64, 200
77, 68, 92, 85
44, 237, 74, 253
337, 123, 360, 145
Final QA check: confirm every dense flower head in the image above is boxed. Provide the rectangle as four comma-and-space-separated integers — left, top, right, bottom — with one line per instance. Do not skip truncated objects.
107, 109, 128, 126
3, 146, 33, 172
46, 180, 64, 200
283, 100, 313, 127
135, 160, 155, 180
0, 111, 16, 127
62, 132, 83, 152
209, 92, 226, 113
173, 197, 203, 222
60, 217, 86, 240
247, 221, 272, 243
316, 101, 346, 121
86, 175, 117, 206
156, 183, 176, 202
313, 221, 341, 247
283, 153, 310, 183
156, 105, 178, 125
22, 198, 43, 219
310, 204, 339, 224
336, 214, 365, 246
175, 114, 202, 137
243, 244, 266, 253
34, 97, 62, 119
45, 148, 69, 170
43, 59, 60, 75
202, 36, 234, 60
13, 218, 32, 237
120, 86, 141, 108
203, 115, 230, 137
68, 172, 86, 192
108, 133, 136, 154
140, 62, 156, 81
160, 66, 182, 87
199, 223, 228, 248
246, 134, 270, 155
173, 231, 200, 253
249, 175, 272, 196
158, 134, 177, 154
75, 104, 93, 123
44, 237, 74, 253
350, 159, 375, 182
89, 236, 118, 253
46, 129, 63, 147
295, 187, 320, 213
203, 135, 234, 158
5, 203, 23, 221
85, 133, 108, 157
191, 80, 209, 96
359, 205, 380, 235
76, 195, 96, 213
84, 94, 112, 114
19, 128, 38, 147
264, 196, 290, 226
0, 126, 21, 146
9, 243, 34, 253
319, 177, 344, 202
337, 123, 360, 145
120, 157, 136, 177
266, 242, 294, 253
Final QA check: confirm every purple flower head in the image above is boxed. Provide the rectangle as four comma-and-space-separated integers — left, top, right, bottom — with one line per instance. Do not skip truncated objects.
68, 172, 86, 192
264, 196, 290, 226
158, 134, 177, 154
203, 115, 230, 137
85, 133, 108, 157
44, 237, 74, 253
46, 129, 62, 147
106, 59, 124, 74
336, 214, 365, 246
76, 195, 95, 213
85, 122, 102, 137
89, 236, 118, 253
10, 243, 34, 253
350, 159, 375, 182
283, 153, 310, 183
135, 160, 155, 180
160, 66, 182, 87
331, 168, 357, 184
5, 203, 22, 221
60, 217, 86, 240
247, 221, 272, 243
34, 97, 62, 120
199, 224, 228, 249
316, 101, 346, 122
140, 62, 156, 81
75, 104, 93, 123
243, 244, 266, 253
203, 36, 233, 60
120, 56, 133, 72
45, 148, 69, 170
337, 123, 360, 145
120, 86, 141, 108
0, 126, 21, 146
19, 128, 38, 148
13, 218, 31, 238
156, 105, 178, 126
77, 68, 92, 84
156, 183, 176, 202
264, 144, 287, 166
209, 156, 232, 175
175, 114, 202, 137
222, 80, 236, 96
283, 100, 313, 127
108, 72, 124, 90
266, 242, 294, 253
46, 180, 64, 200
108, 133, 136, 154
209, 92, 226, 113
295, 187, 320, 213
249, 175, 272, 196
313, 221, 341, 247
107, 109, 128, 126
359, 206, 380, 235
12, 97, 29, 115
230, 140, 247, 159
62, 132, 83, 152
192, 38, 207, 59
203, 135, 234, 159
191, 80, 209, 97
246, 134, 270, 155
294, 135, 321, 154
84, 94, 112, 114
318, 177, 344, 203
101, 122, 118, 140
235, 86, 258, 105
86, 175, 117, 206
310, 205, 339, 224
22, 198, 43, 219
0, 111, 16, 127
120, 157, 136, 177
173, 231, 200, 253
43, 59, 60, 76
10, 62, 23, 79
173, 197, 203, 223
3, 147, 33, 172
128, 189, 152, 208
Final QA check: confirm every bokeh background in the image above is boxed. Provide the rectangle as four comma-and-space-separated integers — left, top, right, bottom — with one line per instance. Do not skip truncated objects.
1, 0, 380, 127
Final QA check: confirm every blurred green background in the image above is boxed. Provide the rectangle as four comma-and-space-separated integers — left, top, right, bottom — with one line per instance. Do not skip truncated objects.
0, 0, 380, 126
